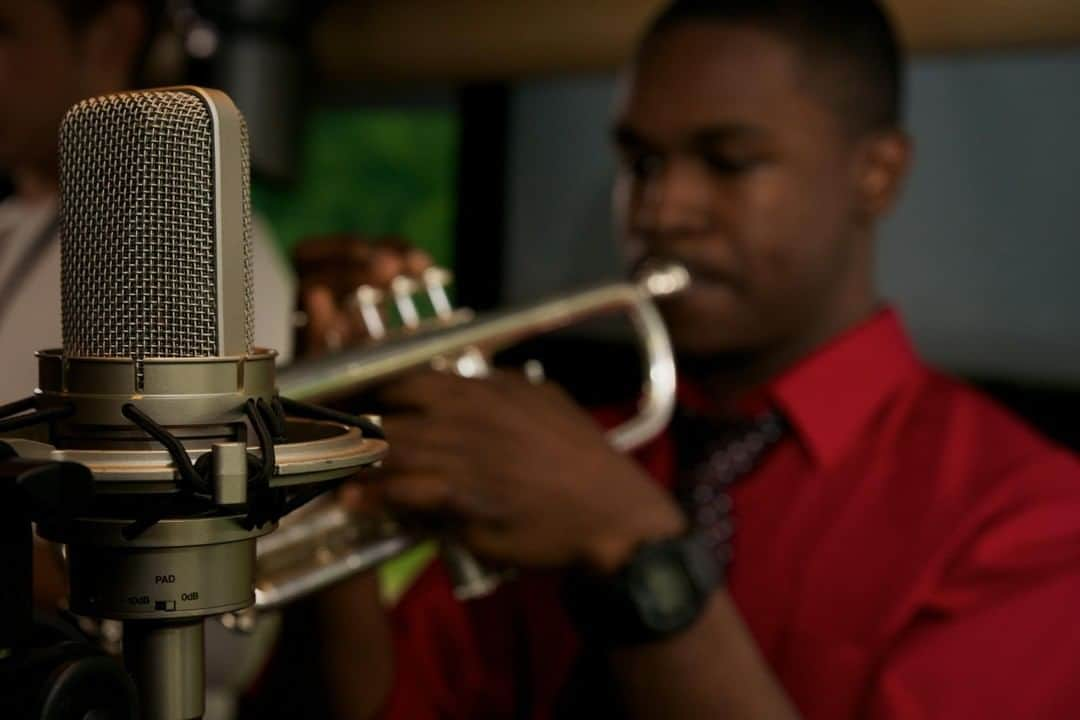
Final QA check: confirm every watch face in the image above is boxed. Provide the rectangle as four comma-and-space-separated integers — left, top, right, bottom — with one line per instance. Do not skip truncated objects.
630, 549, 698, 633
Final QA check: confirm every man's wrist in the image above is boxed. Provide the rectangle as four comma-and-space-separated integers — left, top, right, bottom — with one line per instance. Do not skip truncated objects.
582, 500, 688, 575
565, 528, 721, 648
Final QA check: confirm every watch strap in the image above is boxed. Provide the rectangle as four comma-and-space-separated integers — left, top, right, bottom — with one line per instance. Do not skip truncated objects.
562, 531, 719, 648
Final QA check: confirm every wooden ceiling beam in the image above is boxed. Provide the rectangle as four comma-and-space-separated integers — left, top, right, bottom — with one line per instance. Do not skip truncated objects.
313, 1, 1080, 83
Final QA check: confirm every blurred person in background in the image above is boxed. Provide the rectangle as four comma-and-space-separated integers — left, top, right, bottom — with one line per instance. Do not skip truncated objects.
256, 1, 1080, 718
0, 0, 295, 406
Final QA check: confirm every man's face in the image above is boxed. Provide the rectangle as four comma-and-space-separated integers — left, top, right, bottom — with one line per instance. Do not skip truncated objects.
614, 23, 873, 359
0, 1, 88, 175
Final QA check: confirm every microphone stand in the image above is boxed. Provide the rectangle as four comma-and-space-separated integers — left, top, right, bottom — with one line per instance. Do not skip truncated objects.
0, 441, 139, 719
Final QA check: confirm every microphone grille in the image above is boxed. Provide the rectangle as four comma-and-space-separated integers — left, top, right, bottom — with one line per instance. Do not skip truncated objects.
59, 88, 254, 360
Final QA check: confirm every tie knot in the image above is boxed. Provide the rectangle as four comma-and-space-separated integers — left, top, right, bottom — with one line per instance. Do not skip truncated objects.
674, 408, 785, 473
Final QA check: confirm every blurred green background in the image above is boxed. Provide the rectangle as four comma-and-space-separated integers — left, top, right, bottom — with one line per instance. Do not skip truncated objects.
252, 107, 459, 267
252, 107, 458, 600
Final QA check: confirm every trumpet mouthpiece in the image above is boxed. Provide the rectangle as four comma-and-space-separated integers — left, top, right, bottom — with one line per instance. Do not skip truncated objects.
636, 261, 691, 298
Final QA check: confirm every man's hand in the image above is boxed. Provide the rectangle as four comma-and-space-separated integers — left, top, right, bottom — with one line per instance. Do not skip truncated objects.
363, 371, 799, 720
364, 370, 686, 574
291, 234, 433, 357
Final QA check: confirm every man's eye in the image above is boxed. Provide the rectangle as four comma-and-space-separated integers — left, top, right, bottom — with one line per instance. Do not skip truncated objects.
703, 154, 759, 175
626, 152, 664, 179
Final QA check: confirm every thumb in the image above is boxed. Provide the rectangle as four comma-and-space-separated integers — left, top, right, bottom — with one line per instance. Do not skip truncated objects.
338, 480, 384, 513
301, 284, 344, 356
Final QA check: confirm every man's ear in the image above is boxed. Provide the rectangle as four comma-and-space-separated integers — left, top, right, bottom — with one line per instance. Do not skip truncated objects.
854, 129, 912, 221
80, 0, 146, 92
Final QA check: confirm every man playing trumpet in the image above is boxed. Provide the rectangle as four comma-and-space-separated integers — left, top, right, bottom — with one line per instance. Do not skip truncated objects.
256, 1, 1080, 718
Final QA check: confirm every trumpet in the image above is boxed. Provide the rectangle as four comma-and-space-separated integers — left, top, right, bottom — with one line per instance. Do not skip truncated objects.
250, 261, 690, 613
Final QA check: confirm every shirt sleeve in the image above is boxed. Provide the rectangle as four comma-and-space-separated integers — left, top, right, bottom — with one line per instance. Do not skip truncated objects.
865, 451, 1080, 719
376, 562, 495, 719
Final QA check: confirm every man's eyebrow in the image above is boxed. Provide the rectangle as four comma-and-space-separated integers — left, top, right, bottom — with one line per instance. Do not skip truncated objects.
691, 124, 768, 146
611, 122, 769, 151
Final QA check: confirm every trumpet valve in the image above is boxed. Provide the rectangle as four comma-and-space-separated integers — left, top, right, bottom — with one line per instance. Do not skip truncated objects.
348, 285, 388, 340
422, 267, 455, 321
390, 276, 422, 329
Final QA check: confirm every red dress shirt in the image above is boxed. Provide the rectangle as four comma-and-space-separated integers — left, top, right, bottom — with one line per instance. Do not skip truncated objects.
379, 308, 1080, 718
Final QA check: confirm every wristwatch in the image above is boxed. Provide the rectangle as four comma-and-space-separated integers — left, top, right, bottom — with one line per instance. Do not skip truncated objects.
563, 531, 720, 647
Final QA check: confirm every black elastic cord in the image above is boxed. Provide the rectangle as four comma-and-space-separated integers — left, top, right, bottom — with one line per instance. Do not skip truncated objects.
240, 398, 284, 529
121, 404, 208, 495
278, 396, 386, 440
111, 397, 354, 537
118, 399, 322, 537
193, 451, 213, 485
123, 511, 165, 540
249, 399, 277, 487
0, 396, 36, 420
120, 403, 221, 540
266, 395, 287, 441
0, 395, 76, 433
0, 405, 75, 434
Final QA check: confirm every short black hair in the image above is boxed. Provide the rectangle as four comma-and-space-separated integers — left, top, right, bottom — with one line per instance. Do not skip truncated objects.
640, 0, 905, 135
52, 0, 166, 86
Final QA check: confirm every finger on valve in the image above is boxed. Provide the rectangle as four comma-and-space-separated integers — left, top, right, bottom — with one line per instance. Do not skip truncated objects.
291, 234, 435, 356
292, 234, 433, 297
298, 284, 352, 356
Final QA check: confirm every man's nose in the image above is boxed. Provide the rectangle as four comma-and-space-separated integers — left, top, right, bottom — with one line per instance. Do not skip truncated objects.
632, 161, 712, 239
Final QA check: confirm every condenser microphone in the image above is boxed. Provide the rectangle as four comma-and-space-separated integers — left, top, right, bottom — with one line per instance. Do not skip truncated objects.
59, 87, 254, 365
0, 87, 385, 720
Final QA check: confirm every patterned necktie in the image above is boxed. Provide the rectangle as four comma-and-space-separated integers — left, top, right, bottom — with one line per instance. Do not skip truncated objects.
673, 407, 787, 570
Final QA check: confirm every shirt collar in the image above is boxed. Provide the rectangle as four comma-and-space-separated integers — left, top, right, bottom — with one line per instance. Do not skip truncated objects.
769, 307, 921, 469
676, 307, 922, 470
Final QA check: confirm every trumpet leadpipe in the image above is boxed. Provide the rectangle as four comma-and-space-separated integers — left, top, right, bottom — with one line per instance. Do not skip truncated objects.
277, 261, 688, 410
